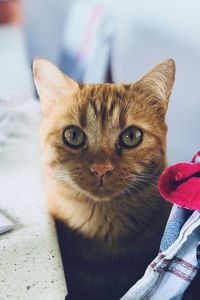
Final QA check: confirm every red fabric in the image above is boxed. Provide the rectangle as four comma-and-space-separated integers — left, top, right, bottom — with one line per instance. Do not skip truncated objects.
0, 1, 22, 25
158, 152, 200, 210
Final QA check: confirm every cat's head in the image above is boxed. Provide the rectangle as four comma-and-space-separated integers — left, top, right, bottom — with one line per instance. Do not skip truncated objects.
33, 59, 175, 202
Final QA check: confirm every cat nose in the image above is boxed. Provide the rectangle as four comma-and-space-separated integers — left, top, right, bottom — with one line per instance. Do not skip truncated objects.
90, 162, 113, 179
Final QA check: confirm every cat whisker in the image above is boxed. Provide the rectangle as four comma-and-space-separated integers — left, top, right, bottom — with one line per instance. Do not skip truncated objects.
130, 172, 160, 179
52, 170, 74, 183
134, 179, 158, 189
128, 174, 159, 185
125, 186, 142, 199
126, 176, 159, 193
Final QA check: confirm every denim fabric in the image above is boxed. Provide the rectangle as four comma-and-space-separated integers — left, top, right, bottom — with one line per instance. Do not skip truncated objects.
160, 205, 193, 251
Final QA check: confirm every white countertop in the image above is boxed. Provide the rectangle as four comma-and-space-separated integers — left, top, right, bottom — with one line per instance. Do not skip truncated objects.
0, 25, 67, 300
0, 102, 67, 300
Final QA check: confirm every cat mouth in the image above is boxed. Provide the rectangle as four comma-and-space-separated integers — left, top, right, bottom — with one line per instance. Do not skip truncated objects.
83, 183, 115, 201
69, 176, 116, 200
91, 185, 113, 195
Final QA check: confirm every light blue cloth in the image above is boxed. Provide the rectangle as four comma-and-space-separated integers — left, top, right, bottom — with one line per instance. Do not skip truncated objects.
60, 2, 114, 83
121, 205, 200, 300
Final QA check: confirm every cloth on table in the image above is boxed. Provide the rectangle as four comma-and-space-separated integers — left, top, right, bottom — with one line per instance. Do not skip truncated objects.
0, 207, 14, 281
0, 95, 40, 152
0, 211, 14, 234
0, 96, 40, 233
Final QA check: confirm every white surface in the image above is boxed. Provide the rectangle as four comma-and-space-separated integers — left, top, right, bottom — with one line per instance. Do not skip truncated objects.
0, 26, 67, 299
0, 101, 67, 300
22, 0, 72, 64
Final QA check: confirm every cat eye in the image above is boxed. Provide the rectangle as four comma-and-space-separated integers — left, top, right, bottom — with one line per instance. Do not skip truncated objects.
63, 126, 86, 148
119, 126, 143, 148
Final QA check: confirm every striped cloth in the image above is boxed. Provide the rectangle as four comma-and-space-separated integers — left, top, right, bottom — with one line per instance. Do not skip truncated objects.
121, 205, 200, 300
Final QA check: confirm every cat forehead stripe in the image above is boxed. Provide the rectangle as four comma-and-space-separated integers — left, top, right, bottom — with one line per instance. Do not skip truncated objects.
79, 85, 127, 129
80, 100, 123, 129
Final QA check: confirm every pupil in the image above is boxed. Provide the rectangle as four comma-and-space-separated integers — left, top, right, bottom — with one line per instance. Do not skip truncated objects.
129, 130, 134, 140
72, 130, 77, 140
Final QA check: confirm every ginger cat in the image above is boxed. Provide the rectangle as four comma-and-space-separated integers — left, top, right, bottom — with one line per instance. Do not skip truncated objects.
33, 59, 175, 300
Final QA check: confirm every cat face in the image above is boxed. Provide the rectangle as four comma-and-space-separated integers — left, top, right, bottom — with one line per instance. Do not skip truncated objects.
33, 59, 175, 201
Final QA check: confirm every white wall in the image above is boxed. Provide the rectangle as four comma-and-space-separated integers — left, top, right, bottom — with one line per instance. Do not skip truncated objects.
22, 0, 200, 163
22, 0, 72, 64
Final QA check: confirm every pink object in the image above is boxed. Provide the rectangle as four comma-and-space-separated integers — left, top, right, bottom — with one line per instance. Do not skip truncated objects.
158, 152, 200, 210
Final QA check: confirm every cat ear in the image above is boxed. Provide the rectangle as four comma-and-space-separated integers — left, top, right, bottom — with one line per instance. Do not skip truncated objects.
32, 59, 78, 115
136, 59, 176, 110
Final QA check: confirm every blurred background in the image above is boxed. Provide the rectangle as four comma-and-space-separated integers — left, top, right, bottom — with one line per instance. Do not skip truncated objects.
0, 0, 200, 163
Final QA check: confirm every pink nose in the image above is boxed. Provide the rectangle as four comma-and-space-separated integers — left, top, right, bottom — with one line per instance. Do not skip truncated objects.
90, 162, 113, 178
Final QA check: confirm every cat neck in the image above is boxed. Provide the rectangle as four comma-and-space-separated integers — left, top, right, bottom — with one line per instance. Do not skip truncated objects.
47, 180, 167, 243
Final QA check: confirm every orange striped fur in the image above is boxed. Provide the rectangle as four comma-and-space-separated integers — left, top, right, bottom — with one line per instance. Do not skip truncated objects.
33, 59, 175, 298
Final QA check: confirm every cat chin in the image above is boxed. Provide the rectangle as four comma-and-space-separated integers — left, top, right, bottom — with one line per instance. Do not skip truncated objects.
74, 183, 115, 202
89, 193, 113, 202
80, 188, 114, 202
